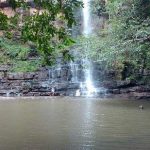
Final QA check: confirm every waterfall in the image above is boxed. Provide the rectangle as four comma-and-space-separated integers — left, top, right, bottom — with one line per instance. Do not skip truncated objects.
70, 61, 78, 83
43, 0, 104, 97
81, 0, 96, 97
82, 0, 92, 35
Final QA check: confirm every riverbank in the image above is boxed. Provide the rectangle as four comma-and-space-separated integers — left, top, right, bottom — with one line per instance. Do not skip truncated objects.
0, 94, 149, 101
104, 80, 150, 100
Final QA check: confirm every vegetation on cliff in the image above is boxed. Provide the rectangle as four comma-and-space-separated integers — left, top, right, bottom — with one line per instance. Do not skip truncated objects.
0, 0, 82, 71
76, 0, 150, 83
0, 0, 150, 84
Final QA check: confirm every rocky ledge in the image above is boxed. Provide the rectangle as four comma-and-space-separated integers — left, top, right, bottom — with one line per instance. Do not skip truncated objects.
0, 67, 149, 99
104, 80, 150, 100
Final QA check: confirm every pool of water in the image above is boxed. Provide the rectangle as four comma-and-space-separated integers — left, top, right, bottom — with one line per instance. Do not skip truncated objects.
0, 97, 150, 150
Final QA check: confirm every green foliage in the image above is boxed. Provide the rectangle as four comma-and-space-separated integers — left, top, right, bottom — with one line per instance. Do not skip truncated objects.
11, 60, 40, 72
76, 0, 150, 80
0, 38, 41, 72
1, 0, 82, 66
91, 0, 106, 17
105, 0, 150, 69
0, 38, 30, 60
0, 12, 8, 30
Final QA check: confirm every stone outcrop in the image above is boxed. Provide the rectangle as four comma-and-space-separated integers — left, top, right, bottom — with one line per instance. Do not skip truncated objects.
0, 66, 80, 97
105, 80, 150, 99
0, 64, 149, 99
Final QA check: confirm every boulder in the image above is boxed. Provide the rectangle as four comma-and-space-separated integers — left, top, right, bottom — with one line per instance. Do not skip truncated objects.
131, 92, 150, 99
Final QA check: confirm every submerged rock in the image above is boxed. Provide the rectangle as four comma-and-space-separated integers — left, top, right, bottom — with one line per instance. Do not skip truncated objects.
139, 105, 144, 110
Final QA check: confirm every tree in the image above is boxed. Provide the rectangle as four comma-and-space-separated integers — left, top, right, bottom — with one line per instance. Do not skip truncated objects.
105, 0, 150, 78
78, 0, 150, 80
0, 0, 82, 65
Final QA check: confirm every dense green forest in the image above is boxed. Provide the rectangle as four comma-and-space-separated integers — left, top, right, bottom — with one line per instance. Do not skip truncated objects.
0, 0, 150, 83
77, 0, 150, 82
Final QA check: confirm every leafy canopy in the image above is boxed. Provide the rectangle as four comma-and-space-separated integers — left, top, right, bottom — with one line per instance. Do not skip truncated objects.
0, 0, 83, 65
74, 0, 150, 80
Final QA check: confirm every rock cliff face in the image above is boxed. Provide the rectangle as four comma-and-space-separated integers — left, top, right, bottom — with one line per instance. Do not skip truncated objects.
0, 66, 76, 96
0, 64, 150, 99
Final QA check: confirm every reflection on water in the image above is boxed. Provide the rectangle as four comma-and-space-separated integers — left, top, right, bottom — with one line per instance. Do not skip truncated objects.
0, 97, 150, 150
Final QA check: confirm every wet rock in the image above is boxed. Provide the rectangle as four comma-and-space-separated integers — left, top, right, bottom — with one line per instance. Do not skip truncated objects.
23, 93, 34, 96
139, 105, 144, 109
103, 81, 117, 89
103, 80, 137, 89
0, 72, 4, 79
7, 73, 24, 80
0, 63, 149, 99
131, 92, 150, 99
55, 83, 69, 91
37, 71, 49, 80
24, 73, 35, 79
0, 89, 19, 97
112, 89, 120, 94
22, 90, 30, 94
7, 72, 35, 80
120, 88, 130, 94
22, 82, 32, 90
67, 83, 80, 89
40, 92, 51, 96
116, 80, 136, 88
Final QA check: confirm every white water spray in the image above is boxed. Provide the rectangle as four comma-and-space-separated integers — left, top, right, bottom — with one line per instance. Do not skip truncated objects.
82, 0, 96, 97
83, 0, 92, 35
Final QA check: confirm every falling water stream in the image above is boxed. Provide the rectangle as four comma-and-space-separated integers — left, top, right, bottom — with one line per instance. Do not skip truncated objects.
82, 0, 92, 35
80, 0, 97, 97
39, 0, 103, 97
